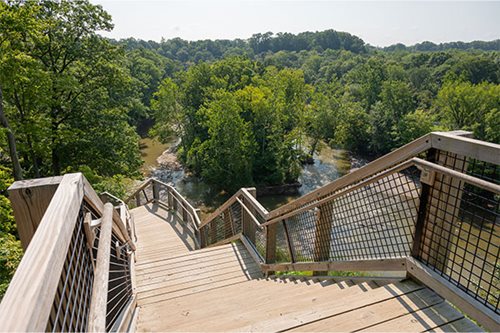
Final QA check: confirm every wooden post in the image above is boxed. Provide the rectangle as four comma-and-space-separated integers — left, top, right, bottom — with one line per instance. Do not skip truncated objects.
421, 151, 468, 272
242, 188, 257, 244
223, 209, 233, 238
88, 203, 114, 332
182, 206, 188, 223
8, 176, 63, 249
135, 193, 141, 207
266, 224, 277, 274
419, 132, 473, 273
313, 204, 334, 276
152, 180, 160, 202
167, 189, 173, 209
411, 149, 436, 258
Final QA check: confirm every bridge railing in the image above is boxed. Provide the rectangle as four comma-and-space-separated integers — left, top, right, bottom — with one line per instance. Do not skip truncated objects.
0, 173, 137, 332
198, 131, 499, 330
125, 178, 202, 248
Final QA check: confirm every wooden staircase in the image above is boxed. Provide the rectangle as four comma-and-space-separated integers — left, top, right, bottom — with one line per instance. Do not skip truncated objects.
132, 203, 482, 332
2, 132, 497, 332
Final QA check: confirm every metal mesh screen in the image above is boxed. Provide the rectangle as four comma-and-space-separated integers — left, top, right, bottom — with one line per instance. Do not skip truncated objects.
417, 152, 499, 314
273, 167, 422, 263
46, 206, 94, 332
106, 233, 133, 331
202, 201, 242, 246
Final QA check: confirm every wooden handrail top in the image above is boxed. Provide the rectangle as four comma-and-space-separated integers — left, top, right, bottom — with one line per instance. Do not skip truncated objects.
262, 156, 500, 227
266, 131, 498, 220
83, 177, 136, 251
199, 187, 267, 229
235, 197, 264, 231
124, 178, 153, 204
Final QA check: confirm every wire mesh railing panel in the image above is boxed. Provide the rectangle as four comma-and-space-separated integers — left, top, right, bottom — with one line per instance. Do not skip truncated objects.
202, 201, 243, 246
105, 233, 133, 331
417, 171, 499, 314
46, 205, 94, 332
280, 167, 421, 263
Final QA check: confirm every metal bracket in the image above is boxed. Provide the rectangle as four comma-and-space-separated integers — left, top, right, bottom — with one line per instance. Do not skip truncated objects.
115, 241, 129, 260
420, 168, 436, 186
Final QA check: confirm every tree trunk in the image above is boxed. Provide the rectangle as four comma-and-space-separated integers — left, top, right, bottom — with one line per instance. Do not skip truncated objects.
309, 137, 319, 157
0, 85, 23, 180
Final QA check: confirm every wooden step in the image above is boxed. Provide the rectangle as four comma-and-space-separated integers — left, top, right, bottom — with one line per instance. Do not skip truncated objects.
137, 280, 423, 331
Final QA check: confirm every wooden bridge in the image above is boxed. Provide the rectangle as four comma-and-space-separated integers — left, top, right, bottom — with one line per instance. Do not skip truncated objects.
0, 131, 498, 332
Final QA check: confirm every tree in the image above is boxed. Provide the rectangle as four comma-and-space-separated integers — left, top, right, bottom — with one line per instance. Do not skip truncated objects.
437, 81, 500, 140
197, 91, 255, 191
150, 78, 183, 141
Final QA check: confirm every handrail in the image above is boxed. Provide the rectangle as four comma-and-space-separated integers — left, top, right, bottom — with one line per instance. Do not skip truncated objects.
0, 173, 84, 331
88, 202, 114, 332
0, 173, 138, 332
84, 177, 136, 251
262, 156, 500, 227
266, 131, 496, 221
155, 179, 202, 229
199, 187, 268, 229
235, 197, 264, 231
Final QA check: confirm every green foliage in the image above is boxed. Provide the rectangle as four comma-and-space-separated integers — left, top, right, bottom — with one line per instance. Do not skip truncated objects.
0, 233, 22, 298
437, 81, 500, 141
0, 165, 22, 299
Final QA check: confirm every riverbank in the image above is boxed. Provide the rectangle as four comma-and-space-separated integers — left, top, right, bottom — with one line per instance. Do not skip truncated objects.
139, 136, 355, 213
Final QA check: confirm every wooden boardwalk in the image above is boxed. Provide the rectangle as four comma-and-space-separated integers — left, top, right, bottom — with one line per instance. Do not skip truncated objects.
131, 203, 482, 332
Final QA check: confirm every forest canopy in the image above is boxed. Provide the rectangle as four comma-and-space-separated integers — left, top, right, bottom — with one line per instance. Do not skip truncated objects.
0, 0, 499, 297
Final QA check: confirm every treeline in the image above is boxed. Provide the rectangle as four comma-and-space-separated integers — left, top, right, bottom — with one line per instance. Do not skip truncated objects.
117, 33, 498, 65
118, 30, 367, 64
384, 40, 500, 52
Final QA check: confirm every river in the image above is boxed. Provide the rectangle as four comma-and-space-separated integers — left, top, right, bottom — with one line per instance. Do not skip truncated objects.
139, 138, 354, 214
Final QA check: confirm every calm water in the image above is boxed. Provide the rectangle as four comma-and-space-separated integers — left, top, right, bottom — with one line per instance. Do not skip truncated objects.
140, 138, 353, 215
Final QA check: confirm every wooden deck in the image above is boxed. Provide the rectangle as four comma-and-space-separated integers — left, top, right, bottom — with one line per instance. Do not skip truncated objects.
131, 203, 482, 332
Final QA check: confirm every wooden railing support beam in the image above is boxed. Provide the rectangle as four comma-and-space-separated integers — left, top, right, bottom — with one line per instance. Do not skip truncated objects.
88, 202, 114, 332
8, 176, 63, 249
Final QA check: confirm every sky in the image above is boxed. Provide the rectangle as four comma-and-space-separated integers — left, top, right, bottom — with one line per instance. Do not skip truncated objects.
91, 1, 500, 47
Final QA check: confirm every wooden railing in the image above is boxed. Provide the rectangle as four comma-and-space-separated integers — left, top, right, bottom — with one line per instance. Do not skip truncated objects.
198, 131, 499, 331
125, 178, 202, 248
0, 173, 137, 332
0, 131, 498, 331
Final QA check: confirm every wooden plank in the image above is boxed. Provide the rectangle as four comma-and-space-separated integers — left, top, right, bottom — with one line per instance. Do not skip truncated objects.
125, 179, 152, 204
0, 173, 83, 332
136, 250, 254, 279
262, 258, 407, 273
427, 317, 483, 332
88, 203, 114, 332
138, 268, 262, 306
313, 205, 332, 275
8, 175, 63, 249
137, 278, 349, 328
235, 281, 423, 332
204, 233, 241, 248
406, 257, 499, 332
137, 256, 258, 292
358, 302, 464, 332
431, 131, 500, 165
288, 288, 443, 332
142, 280, 422, 332
135, 243, 246, 270
137, 257, 260, 299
